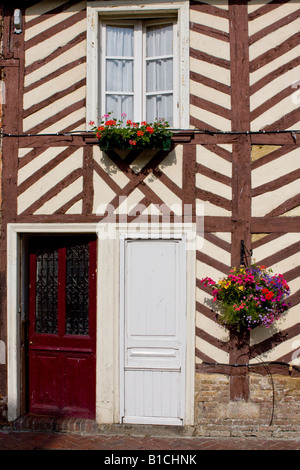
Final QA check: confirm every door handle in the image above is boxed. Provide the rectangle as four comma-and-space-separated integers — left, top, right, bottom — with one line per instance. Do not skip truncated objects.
29, 341, 33, 345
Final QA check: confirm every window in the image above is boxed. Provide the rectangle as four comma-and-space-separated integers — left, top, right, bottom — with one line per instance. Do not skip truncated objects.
101, 20, 176, 125
87, 1, 189, 129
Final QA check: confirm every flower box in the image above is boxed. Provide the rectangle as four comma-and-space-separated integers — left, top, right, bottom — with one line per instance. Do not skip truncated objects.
99, 136, 172, 152
89, 114, 172, 152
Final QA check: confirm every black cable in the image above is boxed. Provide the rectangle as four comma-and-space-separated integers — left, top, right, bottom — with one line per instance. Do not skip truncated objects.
202, 359, 300, 426
202, 360, 300, 372
1, 129, 300, 138
1, 131, 88, 137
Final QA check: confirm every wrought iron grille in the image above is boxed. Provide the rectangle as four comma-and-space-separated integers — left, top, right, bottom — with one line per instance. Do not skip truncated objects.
65, 242, 90, 336
32, 237, 92, 337
35, 245, 59, 334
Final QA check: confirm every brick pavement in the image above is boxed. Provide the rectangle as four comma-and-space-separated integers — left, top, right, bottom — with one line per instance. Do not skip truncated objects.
1, 414, 300, 451
0, 429, 300, 451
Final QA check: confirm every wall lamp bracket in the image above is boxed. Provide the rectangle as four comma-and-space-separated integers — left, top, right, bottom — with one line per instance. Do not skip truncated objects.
13, 9, 22, 34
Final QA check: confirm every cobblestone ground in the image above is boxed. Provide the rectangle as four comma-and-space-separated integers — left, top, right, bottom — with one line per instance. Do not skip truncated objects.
0, 430, 300, 451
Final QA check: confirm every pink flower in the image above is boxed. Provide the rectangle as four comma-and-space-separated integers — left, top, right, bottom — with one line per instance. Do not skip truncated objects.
88, 120, 95, 126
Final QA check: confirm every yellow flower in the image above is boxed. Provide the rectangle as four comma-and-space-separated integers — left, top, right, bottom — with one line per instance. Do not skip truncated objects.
238, 285, 244, 291
223, 281, 231, 289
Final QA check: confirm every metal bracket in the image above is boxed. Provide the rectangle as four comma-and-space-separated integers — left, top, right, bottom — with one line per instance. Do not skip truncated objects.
240, 240, 253, 266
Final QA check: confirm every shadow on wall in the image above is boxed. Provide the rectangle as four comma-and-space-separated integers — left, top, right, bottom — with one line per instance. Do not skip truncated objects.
96, 146, 178, 180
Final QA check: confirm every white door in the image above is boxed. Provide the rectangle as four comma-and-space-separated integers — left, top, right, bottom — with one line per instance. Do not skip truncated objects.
121, 237, 186, 425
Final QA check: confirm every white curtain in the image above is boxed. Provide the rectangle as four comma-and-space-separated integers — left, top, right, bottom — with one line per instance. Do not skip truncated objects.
105, 25, 134, 119
146, 24, 173, 125
103, 23, 173, 123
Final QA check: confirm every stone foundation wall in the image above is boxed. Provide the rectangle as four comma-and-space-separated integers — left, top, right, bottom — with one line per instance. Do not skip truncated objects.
194, 373, 300, 439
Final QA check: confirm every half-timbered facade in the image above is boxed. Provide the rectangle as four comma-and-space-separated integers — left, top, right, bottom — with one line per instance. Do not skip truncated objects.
1, 0, 300, 437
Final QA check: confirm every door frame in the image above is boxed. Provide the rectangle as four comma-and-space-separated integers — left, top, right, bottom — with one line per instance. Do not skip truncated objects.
7, 223, 195, 425
119, 234, 187, 425
6, 223, 100, 421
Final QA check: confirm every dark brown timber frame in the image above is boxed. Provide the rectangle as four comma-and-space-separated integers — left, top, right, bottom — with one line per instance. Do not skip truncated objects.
0, 1, 300, 407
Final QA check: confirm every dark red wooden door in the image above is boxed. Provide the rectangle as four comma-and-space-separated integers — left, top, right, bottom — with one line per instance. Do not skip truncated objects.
28, 235, 97, 419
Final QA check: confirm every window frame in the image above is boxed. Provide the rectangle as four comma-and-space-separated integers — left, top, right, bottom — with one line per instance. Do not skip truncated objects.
87, 0, 189, 129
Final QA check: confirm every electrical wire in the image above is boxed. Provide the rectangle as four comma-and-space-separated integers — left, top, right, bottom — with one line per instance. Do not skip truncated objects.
202, 359, 300, 426
1, 129, 300, 138
202, 359, 300, 372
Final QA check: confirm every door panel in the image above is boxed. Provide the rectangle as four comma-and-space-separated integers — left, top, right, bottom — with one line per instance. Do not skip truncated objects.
122, 238, 186, 425
29, 350, 61, 414
62, 352, 96, 415
28, 236, 97, 419
124, 369, 181, 423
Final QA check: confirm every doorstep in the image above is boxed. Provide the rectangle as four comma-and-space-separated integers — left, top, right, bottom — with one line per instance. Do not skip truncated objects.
11, 413, 102, 434
9, 413, 195, 438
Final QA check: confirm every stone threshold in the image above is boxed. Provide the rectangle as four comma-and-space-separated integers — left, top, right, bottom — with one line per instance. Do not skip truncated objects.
6, 413, 195, 438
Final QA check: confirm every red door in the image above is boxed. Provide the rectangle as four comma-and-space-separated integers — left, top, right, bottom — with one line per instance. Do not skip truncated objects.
28, 235, 97, 419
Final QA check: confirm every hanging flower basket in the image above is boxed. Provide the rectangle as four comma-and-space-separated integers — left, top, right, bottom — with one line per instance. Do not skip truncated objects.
200, 263, 290, 332
89, 114, 172, 152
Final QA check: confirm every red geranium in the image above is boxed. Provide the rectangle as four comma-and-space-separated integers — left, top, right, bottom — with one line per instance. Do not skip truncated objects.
89, 113, 172, 150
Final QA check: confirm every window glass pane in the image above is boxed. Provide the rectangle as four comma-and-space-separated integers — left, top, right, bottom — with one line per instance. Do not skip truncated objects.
146, 24, 173, 124
146, 58, 173, 93
35, 246, 58, 335
106, 25, 134, 57
147, 94, 173, 125
146, 24, 173, 57
105, 24, 134, 120
106, 60, 133, 92
106, 94, 133, 120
